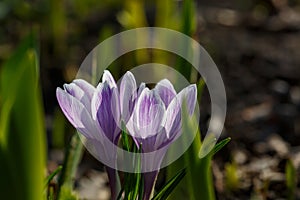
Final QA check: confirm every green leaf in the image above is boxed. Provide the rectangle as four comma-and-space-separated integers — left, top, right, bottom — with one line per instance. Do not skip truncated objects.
130, 147, 142, 200
286, 159, 297, 200
48, 185, 55, 200
117, 0, 148, 29
197, 78, 205, 101
59, 185, 79, 200
0, 33, 46, 200
155, 0, 179, 30
211, 137, 231, 155
45, 165, 63, 188
125, 156, 141, 200
166, 90, 201, 200
152, 168, 186, 200
121, 123, 131, 152
57, 133, 83, 199
119, 134, 142, 200
175, 0, 196, 81
166, 83, 230, 200
182, 0, 196, 36
138, 173, 144, 200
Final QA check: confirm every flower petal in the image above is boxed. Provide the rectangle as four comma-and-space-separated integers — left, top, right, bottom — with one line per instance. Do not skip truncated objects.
73, 79, 95, 101
56, 88, 97, 139
64, 82, 91, 112
129, 88, 166, 139
137, 82, 146, 96
177, 84, 197, 115
63, 83, 84, 100
91, 82, 120, 143
164, 96, 181, 139
102, 70, 117, 88
120, 71, 137, 123
154, 79, 176, 107
137, 128, 169, 152
163, 84, 197, 140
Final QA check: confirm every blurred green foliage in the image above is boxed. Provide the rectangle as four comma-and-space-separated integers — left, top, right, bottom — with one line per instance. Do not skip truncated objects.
0, 34, 46, 200
225, 162, 239, 191
286, 159, 297, 200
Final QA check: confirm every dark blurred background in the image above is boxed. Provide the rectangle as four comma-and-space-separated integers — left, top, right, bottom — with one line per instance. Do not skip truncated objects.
1, 0, 300, 199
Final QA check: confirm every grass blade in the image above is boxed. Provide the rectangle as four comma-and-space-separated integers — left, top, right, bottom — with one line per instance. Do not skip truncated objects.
152, 168, 186, 200
211, 137, 231, 156
45, 166, 63, 188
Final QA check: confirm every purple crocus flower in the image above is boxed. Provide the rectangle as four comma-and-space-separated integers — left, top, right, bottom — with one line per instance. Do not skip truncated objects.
56, 70, 121, 200
57, 70, 197, 200
126, 79, 197, 200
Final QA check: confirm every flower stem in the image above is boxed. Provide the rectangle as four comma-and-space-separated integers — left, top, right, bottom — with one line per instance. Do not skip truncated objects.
106, 166, 121, 200
143, 171, 159, 200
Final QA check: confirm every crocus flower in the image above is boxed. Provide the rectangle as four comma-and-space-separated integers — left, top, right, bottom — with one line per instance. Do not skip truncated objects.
126, 78, 197, 200
56, 70, 121, 200
57, 70, 197, 200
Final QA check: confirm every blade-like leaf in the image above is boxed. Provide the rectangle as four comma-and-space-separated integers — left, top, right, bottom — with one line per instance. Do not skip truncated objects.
0, 33, 46, 200
120, 134, 142, 200
45, 166, 63, 188
152, 168, 186, 200
166, 82, 230, 200
121, 124, 131, 152
211, 137, 231, 156
175, 0, 196, 80
166, 80, 203, 200
138, 174, 144, 200
129, 146, 141, 200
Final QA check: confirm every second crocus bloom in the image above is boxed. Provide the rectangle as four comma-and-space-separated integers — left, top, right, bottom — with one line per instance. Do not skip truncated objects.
125, 77, 197, 200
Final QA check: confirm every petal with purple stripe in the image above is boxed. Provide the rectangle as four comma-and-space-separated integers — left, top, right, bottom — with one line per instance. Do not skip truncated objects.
56, 88, 97, 139
120, 71, 137, 123
64, 82, 91, 112
154, 79, 176, 107
177, 84, 197, 115
91, 81, 120, 143
131, 88, 166, 139
102, 70, 117, 88
73, 79, 95, 100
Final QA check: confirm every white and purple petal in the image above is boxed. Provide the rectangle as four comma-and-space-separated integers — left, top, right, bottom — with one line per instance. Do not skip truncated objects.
132, 88, 166, 139
73, 79, 95, 100
154, 79, 176, 107
164, 96, 181, 139
137, 82, 146, 96
63, 82, 92, 112
177, 84, 197, 115
56, 88, 98, 139
102, 70, 117, 88
91, 81, 121, 144
120, 71, 137, 123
